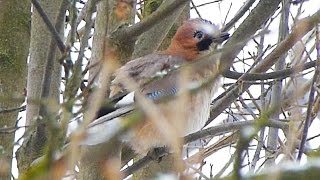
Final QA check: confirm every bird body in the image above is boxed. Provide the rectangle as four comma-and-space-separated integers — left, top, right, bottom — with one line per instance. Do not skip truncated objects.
111, 53, 221, 154
81, 18, 229, 155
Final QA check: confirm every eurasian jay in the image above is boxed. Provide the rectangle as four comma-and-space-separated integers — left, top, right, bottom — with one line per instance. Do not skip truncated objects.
81, 18, 229, 155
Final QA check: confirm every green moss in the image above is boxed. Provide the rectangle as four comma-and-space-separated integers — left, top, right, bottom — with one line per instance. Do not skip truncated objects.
0, 0, 30, 57
143, 0, 163, 17
0, 52, 12, 67
0, 0, 30, 77
0, 1, 30, 179
19, 154, 50, 180
0, 51, 26, 76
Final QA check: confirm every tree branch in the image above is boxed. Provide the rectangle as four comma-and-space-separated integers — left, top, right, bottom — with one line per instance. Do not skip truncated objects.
208, 9, 320, 126
185, 119, 288, 143
110, 0, 190, 41
121, 119, 288, 178
223, 60, 317, 81
222, 0, 256, 32
0, 105, 26, 114
297, 25, 320, 161
219, 0, 283, 71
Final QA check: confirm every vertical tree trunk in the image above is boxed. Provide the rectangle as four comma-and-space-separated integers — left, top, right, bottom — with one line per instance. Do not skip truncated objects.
26, 0, 64, 126
17, 0, 65, 173
0, 0, 30, 179
78, 3, 111, 179
265, 0, 290, 166
79, 0, 136, 179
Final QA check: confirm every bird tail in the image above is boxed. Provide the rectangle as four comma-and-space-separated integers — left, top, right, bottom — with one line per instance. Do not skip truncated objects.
68, 105, 134, 146
81, 117, 123, 145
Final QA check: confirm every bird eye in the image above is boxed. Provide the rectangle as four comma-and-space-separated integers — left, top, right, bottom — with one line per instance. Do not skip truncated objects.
193, 31, 204, 40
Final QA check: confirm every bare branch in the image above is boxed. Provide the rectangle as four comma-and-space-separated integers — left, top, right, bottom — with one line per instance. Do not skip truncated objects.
120, 119, 287, 178
222, 0, 256, 32
208, 9, 320, 125
297, 24, 320, 160
223, 60, 317, 81
111, 0, 190, 41
265, 0, 290, 166
185, 119, 288, 143
220, 0, 283, 71
0, 105, 26, 114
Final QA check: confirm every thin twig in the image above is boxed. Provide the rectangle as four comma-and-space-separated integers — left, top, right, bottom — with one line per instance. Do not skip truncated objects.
208, 9, 320, 126
191, 0, 223, 9
213, 153, 235, 179
0, 105, 26, 114
65, 0, 96, 99
223, 60, 317, 81
251, 54, 267, 171
185, 162, 210, 180
297, 24, 320, 161
191, 1, 202, 18
222, 0, 256, 32
0, 125, 29, 134
250, 128, 265, 171
222, 2, 232, 26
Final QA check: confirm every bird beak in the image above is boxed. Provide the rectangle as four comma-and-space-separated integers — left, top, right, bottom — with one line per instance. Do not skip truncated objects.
212, 32, 230, 44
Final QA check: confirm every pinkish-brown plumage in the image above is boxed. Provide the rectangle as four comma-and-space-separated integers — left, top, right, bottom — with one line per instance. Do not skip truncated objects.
83, 18, 229, 155
164, 19, 223, 61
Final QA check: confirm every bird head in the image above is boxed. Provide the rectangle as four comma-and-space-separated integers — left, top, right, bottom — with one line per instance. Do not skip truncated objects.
165, 18, 229, 61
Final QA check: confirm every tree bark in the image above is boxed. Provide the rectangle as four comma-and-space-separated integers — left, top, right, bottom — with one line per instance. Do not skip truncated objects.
79, 0, 136, 179
265, 0, 290, 166
0, 0, 30, 179
17, 0, 65, 173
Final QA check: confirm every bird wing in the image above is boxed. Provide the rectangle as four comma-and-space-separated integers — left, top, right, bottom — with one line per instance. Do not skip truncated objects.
111, 53, 186, 102
80, 54, 186, 146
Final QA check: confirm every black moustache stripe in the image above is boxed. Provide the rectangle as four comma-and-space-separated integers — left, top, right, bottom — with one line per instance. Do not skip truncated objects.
196, 38, 213, 51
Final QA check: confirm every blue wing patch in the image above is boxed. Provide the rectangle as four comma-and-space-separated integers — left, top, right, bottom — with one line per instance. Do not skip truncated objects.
146, 86, 178, 101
